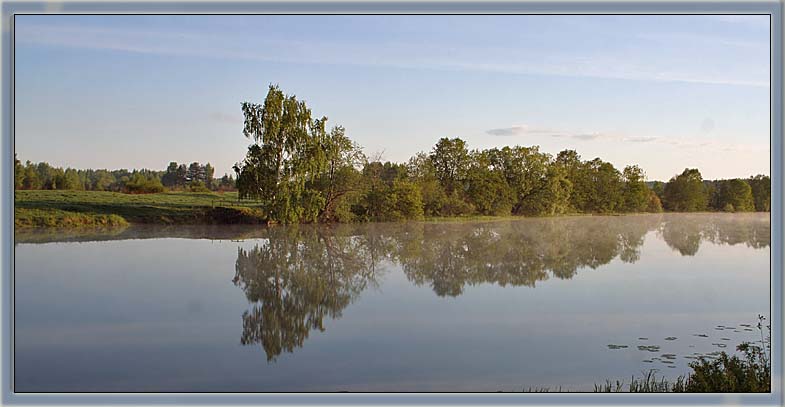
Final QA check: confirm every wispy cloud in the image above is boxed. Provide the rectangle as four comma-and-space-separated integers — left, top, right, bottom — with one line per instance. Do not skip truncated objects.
485, 124, 766, 153
14, 22, 769, 87
486, 125, 627, 143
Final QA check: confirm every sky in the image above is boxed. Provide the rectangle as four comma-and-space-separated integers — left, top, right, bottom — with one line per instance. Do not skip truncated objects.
13, 15, 770, 181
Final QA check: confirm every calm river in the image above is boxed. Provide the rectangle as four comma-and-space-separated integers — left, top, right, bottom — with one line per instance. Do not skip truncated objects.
14, 213, 770, 392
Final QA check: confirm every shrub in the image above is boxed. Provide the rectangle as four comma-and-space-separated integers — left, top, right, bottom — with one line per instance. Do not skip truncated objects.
684, 316, 770, 392
595, 315, 770, 393
646, 191, 663, 213
188, 181, 211, 193
124, 174, 164, 194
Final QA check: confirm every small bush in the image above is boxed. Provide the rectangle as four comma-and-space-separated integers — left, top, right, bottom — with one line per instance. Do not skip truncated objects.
189, 181, 212, 193
124, 174, 164, 194
684, 315, 770, 392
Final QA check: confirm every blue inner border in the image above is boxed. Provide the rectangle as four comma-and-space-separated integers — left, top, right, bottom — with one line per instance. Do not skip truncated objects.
1, 2, 782, 405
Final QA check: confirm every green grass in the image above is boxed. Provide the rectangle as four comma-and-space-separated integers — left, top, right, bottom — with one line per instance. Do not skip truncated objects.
14, 190, 267, 228
14, 207, 129, 228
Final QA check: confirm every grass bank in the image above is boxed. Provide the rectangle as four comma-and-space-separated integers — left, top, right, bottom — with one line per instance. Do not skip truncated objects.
13, 190, 728, 229
14, 190, 266, 228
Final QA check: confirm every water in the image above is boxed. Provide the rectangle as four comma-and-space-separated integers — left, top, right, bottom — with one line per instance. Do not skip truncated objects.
13, 213, 770, 392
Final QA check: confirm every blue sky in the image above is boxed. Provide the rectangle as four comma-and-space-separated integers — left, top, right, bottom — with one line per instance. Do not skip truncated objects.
14, 15, 770, 181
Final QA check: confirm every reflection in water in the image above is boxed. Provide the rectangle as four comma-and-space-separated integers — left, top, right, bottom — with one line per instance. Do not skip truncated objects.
395, 215, 660, 296
232, 226, 382, 361
659, 213, 770, 256
228, 214, 769, 361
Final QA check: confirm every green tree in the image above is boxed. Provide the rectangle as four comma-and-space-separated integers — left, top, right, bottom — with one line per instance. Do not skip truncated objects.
61, 168, 83, 190
407, 152, 448, 217
716, 179, 755, 212
176, 164, 188, 187
49, 168, 66, 190
92, 170, 116, 191
583, 158, 624, 213
663, 168, 709, 212
528, 164, 572, 216
235, 85, 328, 223
313, 126, 365, 222
555, 149, 590, 212
187, 162, 204, 184
22, 161, 41, 190
747, 175, 771, 212
429, 137, 470, 195
14, 154, 23, 189
466, 151, 514, 216
204, 163, 215, 189
385, 180, 424, 221
161, 162, 179, 188
621, 165, 649, 212
486, 146, 566, 216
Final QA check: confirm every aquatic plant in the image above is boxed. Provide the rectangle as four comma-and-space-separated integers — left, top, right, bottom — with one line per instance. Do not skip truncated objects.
595, 316, 771, 393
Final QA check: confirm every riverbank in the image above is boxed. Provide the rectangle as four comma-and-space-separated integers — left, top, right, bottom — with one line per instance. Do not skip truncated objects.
14, 190, 266, 228
14, 190, 765, 229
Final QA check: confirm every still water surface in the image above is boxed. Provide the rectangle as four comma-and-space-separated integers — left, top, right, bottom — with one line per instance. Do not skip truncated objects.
14, 213, 769, 392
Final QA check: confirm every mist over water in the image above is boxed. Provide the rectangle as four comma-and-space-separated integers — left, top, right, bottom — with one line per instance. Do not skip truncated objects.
14, 213, 769, 391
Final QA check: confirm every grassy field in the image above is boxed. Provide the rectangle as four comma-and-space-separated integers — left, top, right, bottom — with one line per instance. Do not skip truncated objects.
14, 190, 267, 228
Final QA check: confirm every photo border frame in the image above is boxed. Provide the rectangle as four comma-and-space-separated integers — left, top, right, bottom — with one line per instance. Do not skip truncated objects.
1, 1, 781, 405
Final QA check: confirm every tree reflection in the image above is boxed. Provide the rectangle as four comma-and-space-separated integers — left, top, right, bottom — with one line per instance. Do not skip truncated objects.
232, 214, 770, 360
233, 225, 382, 361
393, 215, 661, 296
659, 213, 770, 256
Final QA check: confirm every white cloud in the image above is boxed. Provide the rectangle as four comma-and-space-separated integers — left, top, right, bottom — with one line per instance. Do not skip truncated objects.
485, 124, 767, 153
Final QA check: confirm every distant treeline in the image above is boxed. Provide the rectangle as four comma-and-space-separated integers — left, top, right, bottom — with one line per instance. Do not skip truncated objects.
14, 84, 771, 223
14, 156, 237, 194
650, 172, 770, 213
231, 85, 771, 224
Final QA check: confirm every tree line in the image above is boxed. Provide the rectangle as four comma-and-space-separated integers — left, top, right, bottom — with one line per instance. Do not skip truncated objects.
233, 85, 771, 224
650, 171, 770, 213
14, 155, 237, 194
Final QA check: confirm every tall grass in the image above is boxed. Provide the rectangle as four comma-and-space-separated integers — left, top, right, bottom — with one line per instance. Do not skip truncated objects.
594, 370, 687, 392
595, 316, 771, 393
